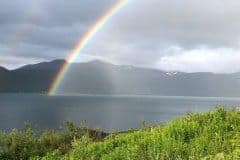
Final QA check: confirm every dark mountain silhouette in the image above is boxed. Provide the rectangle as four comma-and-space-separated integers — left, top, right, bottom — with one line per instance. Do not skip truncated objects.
0, 60, 65, 93
0, 59, 240, 97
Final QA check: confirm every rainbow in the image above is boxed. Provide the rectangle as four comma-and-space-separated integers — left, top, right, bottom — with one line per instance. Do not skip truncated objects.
48, 0, 128, 95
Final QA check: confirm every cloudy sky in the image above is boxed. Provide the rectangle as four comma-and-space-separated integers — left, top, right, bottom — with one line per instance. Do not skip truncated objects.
1, 0, 240, 73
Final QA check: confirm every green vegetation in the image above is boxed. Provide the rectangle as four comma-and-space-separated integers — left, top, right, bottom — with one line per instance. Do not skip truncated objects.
2, 107, 240, 159
0, 121, 107, 160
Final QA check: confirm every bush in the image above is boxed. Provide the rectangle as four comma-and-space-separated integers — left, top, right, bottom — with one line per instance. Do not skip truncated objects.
0, 121, 107, 160
2, 107, 240, 159
47, 107, 240, 160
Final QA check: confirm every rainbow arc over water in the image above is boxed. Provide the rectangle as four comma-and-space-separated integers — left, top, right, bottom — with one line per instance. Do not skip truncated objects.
48, 0, 128, 95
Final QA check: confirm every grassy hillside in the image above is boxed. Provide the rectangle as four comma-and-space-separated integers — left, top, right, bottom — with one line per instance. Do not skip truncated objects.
2, 107, 240, 159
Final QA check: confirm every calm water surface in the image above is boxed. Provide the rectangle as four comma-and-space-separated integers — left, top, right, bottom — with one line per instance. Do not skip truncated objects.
1, 94, 240, 131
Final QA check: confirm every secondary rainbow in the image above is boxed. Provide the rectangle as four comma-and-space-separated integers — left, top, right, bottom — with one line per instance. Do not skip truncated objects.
48, 0, 128, 95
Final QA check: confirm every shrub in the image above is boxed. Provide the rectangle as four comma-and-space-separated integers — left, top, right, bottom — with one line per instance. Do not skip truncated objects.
2, 107, 240, 160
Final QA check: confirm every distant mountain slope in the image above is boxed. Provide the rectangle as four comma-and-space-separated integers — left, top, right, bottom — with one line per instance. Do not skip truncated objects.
0, 59, 240, 97
0, 60, 65, 93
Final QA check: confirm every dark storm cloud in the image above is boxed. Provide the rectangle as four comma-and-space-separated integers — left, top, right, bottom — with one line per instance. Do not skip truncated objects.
0, 0, 117, 26
1, 0, 240, 72
0, 0, 118, 68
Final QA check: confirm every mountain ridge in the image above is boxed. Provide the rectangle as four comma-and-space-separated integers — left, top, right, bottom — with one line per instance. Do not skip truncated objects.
4, 59, 240, 75
0, 59, 240, 96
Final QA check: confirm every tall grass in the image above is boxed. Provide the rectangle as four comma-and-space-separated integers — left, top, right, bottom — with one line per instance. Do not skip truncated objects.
2, 107, 240, 159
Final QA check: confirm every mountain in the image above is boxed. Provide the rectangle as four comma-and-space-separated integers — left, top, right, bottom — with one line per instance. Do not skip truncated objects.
0, 59, 240, 97
0, 60, 65, 93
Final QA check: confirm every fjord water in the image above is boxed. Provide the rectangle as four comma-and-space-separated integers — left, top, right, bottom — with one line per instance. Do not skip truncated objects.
1, 94, 240, 131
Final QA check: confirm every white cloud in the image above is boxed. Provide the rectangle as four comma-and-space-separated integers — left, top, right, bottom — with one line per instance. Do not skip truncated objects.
157, 47, 240, 73
0, 56, 45, 69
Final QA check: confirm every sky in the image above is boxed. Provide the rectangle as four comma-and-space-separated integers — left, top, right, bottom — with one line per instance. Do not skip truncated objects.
0, 0, 240, 73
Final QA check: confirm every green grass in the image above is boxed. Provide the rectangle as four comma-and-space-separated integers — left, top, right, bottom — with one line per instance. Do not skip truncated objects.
0, 121, 107, 160
2, 107, 240, 159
